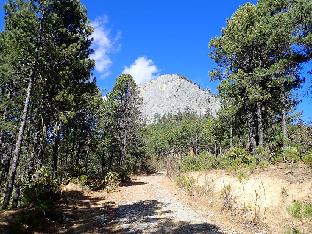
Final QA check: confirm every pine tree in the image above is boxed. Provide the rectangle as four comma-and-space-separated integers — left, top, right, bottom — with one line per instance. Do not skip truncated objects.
209, 0, 309, 152
105, 74, 143, 179
1, 0, 96, 208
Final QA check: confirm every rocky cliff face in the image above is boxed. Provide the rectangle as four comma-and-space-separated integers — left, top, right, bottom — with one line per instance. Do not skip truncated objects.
138, 74, 220, 123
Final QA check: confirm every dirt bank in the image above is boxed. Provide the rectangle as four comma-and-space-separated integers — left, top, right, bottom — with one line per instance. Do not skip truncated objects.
186, 164, 312, 233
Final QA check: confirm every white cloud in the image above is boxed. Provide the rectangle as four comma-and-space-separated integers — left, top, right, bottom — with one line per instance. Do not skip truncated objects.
91, 17, 120, 78
123, 57, 159, 84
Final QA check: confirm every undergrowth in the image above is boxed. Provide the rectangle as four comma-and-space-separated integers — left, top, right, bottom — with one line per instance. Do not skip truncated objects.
176, 175, 195, 194
288, 201, 312, 219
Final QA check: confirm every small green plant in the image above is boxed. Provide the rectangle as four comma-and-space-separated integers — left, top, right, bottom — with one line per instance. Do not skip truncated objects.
256, 146, 271, 161
220, 184, 233, 210
79, 175, 88, 186
285, 227, 302, 234
258, 160, 270, 169
302, 150, 312, 168
283, 146, 300, 163
287, 201, 312, 219
176, 175, 195, 193
236, 170, 248, 182
104, 171, 120, 192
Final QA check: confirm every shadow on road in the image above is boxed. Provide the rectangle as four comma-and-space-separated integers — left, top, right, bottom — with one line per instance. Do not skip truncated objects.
107, 199, 222, 234
119, 181, 147, 187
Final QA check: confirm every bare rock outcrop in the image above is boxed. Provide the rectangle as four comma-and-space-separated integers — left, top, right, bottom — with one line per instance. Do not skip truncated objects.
138, 74, 220, 123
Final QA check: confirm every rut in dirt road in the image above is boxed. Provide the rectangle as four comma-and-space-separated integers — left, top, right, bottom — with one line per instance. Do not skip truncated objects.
103, 173, 224, 233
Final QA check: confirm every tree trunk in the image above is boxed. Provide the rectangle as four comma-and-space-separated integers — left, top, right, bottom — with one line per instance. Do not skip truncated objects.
0, 158, 10, 194
256, 102, 264, 147
52, 129, 60, 179
37, 120, 47, 168
281, 84, 288, 149
0, 86, 7, 149
2, 76, 33, 209
247, 110, 256, 153
230, 126, 233, 148
282, 109, 288, 148
101, 153, 105, 177
11, 185, 20, 208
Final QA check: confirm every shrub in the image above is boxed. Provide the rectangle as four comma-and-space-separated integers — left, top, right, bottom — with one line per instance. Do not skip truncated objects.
104, 171, 120, 193
288, 201, 312, 219
285, 227, 302, 234
139, 155, 160, 174
176, 175, 195, 193
302, 150, 312, 168
283, 146, 301, 163
237, 170, 248, 182
220, 147, 256, 171
255, 146, 271, 161
220, 185, 233, 210
22, 167, 59, 211
181, 151, 215, 172
79, 175, 88, 186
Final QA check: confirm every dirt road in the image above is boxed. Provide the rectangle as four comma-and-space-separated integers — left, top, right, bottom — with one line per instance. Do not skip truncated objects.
1, 172, 251, 233
55, 172, 251, 233
104, 173, 222, 233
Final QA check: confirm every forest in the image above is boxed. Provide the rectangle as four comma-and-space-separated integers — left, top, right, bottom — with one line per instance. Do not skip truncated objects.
0, 0, 311, 229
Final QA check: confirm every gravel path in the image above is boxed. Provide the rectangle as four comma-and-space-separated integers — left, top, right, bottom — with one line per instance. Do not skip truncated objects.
0, 173, 254, 233
107, 173, 225, 233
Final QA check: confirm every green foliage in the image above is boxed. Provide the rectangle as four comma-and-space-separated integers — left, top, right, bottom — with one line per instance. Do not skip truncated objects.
289, 124, 312, 154
176, 175, 195, 194
288, 201, 312, 219
22, 167, 59, 211
302, 150, 312, 168
255, 146, 271, 161
79, 175, 88, 187
143, 113, 219, 163
104, 171, 120, 193
139, 155, 162, 174
220, 147, 256, 171
283, 146, 301, 163
285, 227, 302, 234
99, 74, 143, 180
181, 151, 215, 172
209, 0, 310, 154
236, 170, 248, 182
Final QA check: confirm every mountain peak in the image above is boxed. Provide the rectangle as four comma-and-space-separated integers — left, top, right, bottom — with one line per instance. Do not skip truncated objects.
139, 74, 220, 123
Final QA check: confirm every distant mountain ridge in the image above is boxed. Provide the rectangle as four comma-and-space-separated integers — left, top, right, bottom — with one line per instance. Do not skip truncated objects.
138, 74, 220, 123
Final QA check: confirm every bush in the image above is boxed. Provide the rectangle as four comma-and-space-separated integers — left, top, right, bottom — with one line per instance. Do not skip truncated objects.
255, 146, 271, 161
181, 151, 216, 172
220, 147, 256, 171
104, 171, 120, 192
79, 175, 88, 186
288, 201, 312, 219
22, 167, 59, 211
302, 150, 312, 168
176, 175, 195, 193
283, 146, 300, 163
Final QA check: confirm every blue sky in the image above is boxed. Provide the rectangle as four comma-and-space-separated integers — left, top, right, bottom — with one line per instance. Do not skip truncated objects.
0, 0, 311, 121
